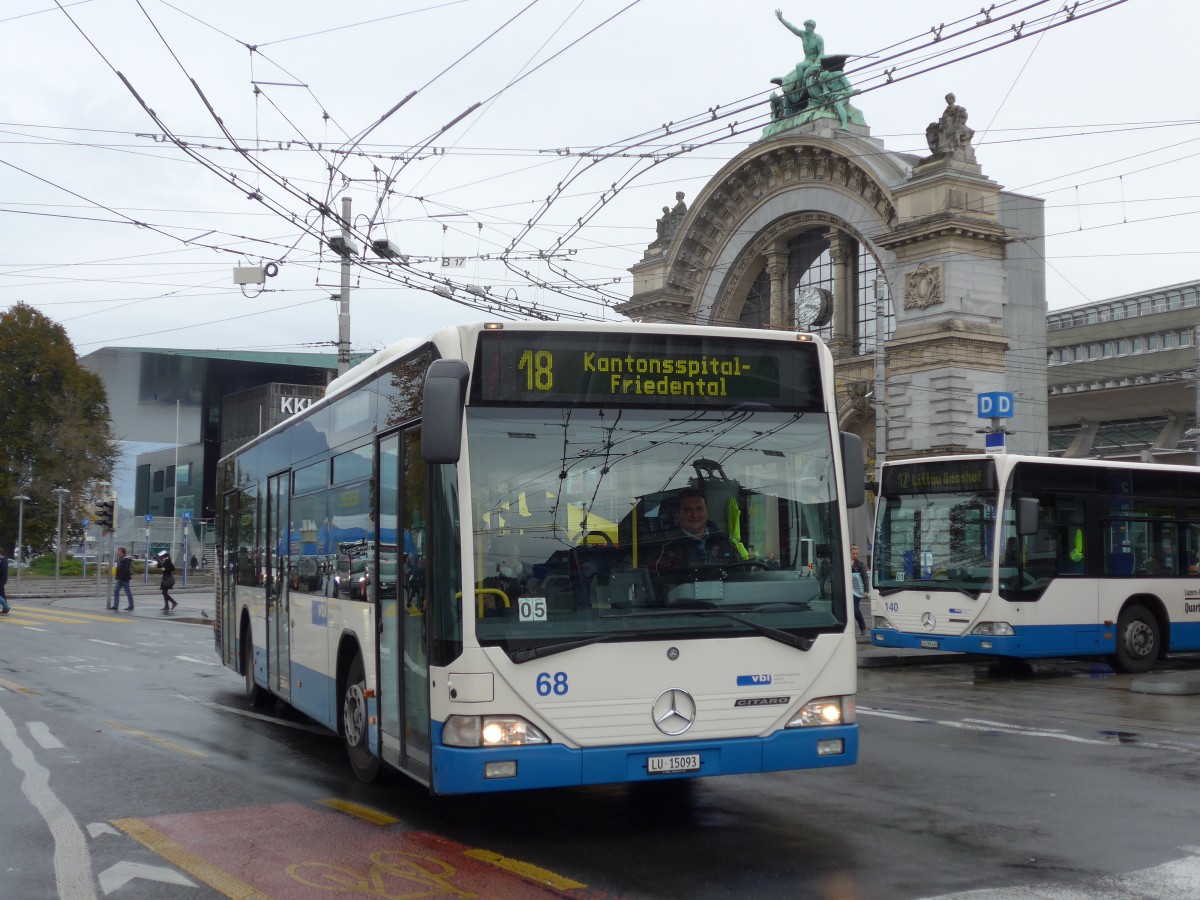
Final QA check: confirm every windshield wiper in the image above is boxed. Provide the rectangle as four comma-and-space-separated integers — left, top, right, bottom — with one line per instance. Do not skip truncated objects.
690, 609, 815, 650
508, 631, 629, 663
879, 579, 979, 600
624, 607, 815, 651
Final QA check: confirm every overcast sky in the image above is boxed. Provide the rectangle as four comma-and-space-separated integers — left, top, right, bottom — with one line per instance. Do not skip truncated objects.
2, 0, 1193, 357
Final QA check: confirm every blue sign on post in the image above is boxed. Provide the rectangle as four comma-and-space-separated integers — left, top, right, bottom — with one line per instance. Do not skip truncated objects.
984, 431, 1007, 454
144, 514, 154, 523
977, 391, 1014, 419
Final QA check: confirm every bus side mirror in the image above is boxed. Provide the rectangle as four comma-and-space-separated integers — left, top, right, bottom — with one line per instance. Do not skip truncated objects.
421, 360, 469, 464
840, 432, 865, 509
1016, 497, 1039, 536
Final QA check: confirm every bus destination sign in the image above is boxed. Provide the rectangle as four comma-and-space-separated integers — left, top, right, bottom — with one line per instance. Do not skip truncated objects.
882, 459, 995, 496
472, 331, 823, 410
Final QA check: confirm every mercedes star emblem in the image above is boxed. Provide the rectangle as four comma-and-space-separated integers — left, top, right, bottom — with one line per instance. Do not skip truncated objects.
921, 612, 936, 631
651, 688, 697, 735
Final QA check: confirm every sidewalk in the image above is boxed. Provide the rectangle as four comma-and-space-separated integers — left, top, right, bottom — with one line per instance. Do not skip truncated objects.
6, 577, 215, 626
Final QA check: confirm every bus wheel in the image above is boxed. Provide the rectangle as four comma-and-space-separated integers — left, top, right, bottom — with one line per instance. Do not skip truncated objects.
243, 632, 268, 707
1113, 604, 1159, 674
343, 654, 381, 783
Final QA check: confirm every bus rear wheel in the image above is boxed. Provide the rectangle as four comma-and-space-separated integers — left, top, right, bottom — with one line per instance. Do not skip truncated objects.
1113, 604, 1159, 674
343, 653, 381, 783
243, 631, 268, 707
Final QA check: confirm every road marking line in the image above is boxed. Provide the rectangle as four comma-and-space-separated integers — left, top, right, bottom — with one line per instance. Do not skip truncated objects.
317, 798, 399, 825
0, 677, 39, 697
0, 703, 96, 898
87, 639, 122, 646
859, 707, 1111, 745
112, 817, 269, 900
27, 722, 64, 749
175, 654, 221, 667
859, 707, 1200, 755
103, 721, 207, 759
21, 626, 48, 631
463, 849, 587, 891
7, 608, 126, 624
179, 695, 330, 734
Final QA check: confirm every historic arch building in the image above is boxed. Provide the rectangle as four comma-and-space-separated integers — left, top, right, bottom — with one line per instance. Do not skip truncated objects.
620, 105, 1048, 474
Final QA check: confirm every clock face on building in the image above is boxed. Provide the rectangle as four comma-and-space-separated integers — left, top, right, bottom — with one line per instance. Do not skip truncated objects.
795, 286, 832, 329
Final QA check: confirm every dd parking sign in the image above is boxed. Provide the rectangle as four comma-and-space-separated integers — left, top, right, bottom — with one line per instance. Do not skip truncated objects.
977, 391, 1014, 419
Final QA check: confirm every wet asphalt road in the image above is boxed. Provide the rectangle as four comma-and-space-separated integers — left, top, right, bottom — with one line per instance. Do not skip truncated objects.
2, 586, 1199, 899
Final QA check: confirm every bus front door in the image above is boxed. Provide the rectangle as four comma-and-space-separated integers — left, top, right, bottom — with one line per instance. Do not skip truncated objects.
267, 472, 292, 702
377, 428, 431, 782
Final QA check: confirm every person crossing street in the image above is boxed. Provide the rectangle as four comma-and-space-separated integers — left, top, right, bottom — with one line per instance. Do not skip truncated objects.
0, 547, 11, 615
111, 547, 134, 611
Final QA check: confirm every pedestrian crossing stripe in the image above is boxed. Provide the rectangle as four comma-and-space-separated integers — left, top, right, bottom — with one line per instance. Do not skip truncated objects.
0, 607, 129, 625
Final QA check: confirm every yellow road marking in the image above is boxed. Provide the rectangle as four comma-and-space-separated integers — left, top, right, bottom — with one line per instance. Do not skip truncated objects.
0, 677, 39, 697
463, 848, 587, 891
1, 607, 120, 625
112, 817, 269, 900
2, 609, 114, 624
317, 798, 400, 825
103, 721, 207, 759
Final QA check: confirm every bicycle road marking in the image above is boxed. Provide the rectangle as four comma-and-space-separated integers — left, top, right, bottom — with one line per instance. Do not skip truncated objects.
123, 802, 594, 899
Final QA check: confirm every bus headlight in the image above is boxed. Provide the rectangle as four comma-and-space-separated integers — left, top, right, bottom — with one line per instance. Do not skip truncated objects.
873, 616, 896, 631
971, 622, 1014, 636
786, 696, 855, 728
442, 715, 550, 747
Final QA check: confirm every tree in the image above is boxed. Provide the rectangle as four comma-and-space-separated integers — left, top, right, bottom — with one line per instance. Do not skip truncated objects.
0, 303, 117, 556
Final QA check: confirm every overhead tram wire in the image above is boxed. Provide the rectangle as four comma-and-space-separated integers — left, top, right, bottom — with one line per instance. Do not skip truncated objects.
325, 0, 544, 217
360, 0, 647, 241
111, 5, 567, 320
365, 0, 592, 246
51, 0, 1128, 328
488, 1, 1130, 304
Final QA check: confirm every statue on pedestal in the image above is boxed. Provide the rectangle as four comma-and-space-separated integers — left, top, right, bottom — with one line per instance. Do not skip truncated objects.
765, 11, 866, 136
925, 93, 977, 164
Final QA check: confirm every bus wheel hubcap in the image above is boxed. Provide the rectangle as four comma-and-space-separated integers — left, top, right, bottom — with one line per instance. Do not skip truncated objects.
345, 685, 366, 745
1127, 621, 1152, 657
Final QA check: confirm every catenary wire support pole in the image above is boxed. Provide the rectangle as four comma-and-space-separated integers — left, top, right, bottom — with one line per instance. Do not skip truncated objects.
13, 494, 29, 590
338, 195, 353, 376
52, 486, 69, 596
1195, 324, 1200, 468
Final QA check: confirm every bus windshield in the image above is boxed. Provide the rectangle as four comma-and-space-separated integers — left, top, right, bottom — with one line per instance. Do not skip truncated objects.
875, 459, 1000, 597
466, 406, 846, 656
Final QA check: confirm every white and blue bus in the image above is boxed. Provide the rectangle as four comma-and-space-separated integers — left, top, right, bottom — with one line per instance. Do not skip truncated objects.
871, 453, 1200, 672
216, 321, 865, 793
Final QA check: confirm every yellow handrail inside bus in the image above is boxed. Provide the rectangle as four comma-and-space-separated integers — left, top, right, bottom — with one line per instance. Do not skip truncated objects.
466, 588, 511, 618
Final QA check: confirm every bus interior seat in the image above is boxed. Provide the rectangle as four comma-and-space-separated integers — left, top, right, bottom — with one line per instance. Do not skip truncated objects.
1108, 550, 1135, 576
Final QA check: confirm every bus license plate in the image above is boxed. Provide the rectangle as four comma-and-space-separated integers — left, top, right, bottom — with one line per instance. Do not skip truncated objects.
647, 753, 701, 775
920, 639, 939, 649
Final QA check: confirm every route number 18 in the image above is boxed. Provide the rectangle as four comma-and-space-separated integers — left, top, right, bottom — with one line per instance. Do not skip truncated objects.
518, 350, 554, 392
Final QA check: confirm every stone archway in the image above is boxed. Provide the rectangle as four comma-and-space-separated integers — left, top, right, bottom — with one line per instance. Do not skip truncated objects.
620, 117, 1046, 466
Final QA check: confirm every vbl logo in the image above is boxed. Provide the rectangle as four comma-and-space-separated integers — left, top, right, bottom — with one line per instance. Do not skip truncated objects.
736, 674, 773, 686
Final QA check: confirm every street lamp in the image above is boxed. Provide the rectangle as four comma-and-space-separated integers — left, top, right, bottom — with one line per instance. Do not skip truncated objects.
12, 494, 30, 590
52, 486, 69, 596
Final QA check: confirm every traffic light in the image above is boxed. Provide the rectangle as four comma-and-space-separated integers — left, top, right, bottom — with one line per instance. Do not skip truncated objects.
94, 500, 114, 530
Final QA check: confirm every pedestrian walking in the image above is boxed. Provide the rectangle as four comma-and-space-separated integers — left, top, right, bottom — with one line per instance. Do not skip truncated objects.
0, 546, 11, 615
111, 547, 134, 611
157, 550, 178, 612
850, 544, 868, 640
